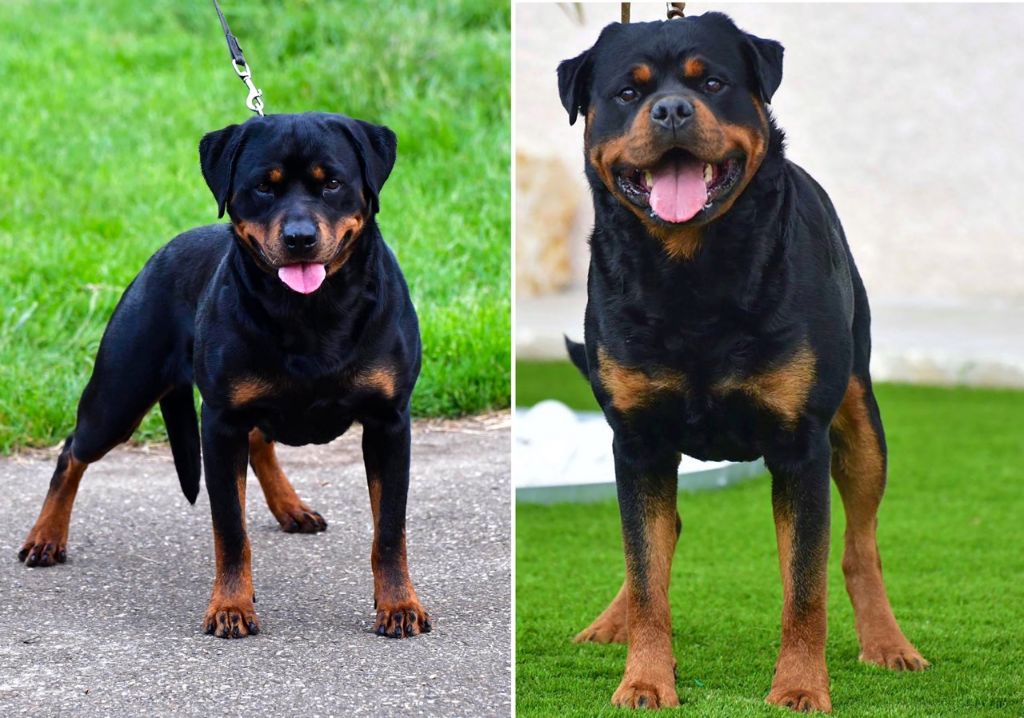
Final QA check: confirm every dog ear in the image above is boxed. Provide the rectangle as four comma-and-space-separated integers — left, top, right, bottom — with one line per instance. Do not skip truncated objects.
744, 33, 784, 104
199, 123, 247, 218
557, 47, 593, 126
333, 117, 397, 215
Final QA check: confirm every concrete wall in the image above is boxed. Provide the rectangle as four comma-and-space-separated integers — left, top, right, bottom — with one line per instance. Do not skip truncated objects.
515, 2, 1024, 306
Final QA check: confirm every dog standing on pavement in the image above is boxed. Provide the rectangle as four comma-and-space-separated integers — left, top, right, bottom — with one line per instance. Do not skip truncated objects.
19, 112, 431, 640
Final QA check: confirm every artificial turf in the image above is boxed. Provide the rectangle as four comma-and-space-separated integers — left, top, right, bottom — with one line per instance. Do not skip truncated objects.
516, 364, 1024, 716
0, 0, 510, 452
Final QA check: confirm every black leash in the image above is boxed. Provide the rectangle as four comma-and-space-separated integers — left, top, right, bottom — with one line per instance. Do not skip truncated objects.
212, 0, 265, 116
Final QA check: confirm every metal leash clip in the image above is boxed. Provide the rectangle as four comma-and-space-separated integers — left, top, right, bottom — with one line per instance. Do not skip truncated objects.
232, 60, 265, 116
214, 0, 266, 117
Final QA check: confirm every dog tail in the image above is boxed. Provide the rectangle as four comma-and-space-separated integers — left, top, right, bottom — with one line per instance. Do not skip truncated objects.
564, 336, 589, 379
159, 385, 201, 504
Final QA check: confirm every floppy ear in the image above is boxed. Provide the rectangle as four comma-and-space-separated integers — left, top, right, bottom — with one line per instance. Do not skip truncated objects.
557, 47, 593, 126
333, 117, 397, 215
744, 33, 784, 104
199, 123, 246, 218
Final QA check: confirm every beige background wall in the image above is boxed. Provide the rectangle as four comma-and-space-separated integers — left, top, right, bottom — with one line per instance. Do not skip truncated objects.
516, 2, 1024, 305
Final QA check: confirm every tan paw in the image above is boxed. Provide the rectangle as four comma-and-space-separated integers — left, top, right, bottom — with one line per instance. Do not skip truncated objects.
860, 642, 930, 671
374, 597, 431, 638
765, 686, 832, 713
203, 597, 260, 639
574, 615, 627, 644
611, 676, 679, 709
18, 529, 68, 567
274, 501, 327, 533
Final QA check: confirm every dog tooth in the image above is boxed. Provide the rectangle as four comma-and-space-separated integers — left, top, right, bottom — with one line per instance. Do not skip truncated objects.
643, 170, 653, 188
703, 163, 713, 184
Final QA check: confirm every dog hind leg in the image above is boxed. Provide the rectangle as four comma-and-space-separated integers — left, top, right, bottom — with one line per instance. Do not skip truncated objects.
830, 375, 928, 671
248, 429, 326, 533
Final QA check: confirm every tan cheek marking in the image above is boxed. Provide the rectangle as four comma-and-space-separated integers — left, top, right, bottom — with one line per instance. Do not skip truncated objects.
311, 166, 325, 181
269, 168, 283, 183
631, 64, 652, 84
234, 217, 282, 260
323, 214, 366, 275
683, 58, 705, 78
230, 376, 276, 407
354, 365, 397, 399
683, 97, 769, 221
714, 342, 817, 428
587, 98, 660, 198
688, 98, 728, 154
597, 347, 687, 414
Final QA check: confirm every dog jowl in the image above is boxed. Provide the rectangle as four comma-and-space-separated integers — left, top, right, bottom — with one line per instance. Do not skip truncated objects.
19, 112, 430, 641
558, 13, 927, 712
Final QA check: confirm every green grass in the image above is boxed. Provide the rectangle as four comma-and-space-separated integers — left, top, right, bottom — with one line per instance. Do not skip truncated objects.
0, 0, 509, 452
517, 359, 599, 411
516, 368, 1024, 716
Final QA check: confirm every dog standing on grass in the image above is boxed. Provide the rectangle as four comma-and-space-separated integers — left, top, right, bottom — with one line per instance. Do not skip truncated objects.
559, 13, 927, 712
19, 112, 431, 640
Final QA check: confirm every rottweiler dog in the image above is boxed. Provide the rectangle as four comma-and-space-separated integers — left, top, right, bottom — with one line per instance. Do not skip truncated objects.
559, 13, 926, 712
18, 112, 431, 640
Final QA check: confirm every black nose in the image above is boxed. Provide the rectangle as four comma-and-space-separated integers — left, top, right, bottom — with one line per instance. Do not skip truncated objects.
282, 220, 318, 254
650, 96, 694, 131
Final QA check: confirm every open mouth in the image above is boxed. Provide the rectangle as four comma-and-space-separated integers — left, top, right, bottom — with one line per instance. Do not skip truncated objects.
615, 150, 744, 224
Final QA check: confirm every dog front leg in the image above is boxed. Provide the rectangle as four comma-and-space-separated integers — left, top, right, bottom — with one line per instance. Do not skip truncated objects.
362, 410, 430, 638
765, 432, 832, 713
201, 405, 259, 638
609, 434, 681, 709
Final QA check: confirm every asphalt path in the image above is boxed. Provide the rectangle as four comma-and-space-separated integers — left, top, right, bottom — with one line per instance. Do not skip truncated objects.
0, 415, 511, 717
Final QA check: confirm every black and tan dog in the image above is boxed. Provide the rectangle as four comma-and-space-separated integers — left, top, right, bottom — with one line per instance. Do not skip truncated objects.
18, 112, 430, 640
559, 13, 926, 712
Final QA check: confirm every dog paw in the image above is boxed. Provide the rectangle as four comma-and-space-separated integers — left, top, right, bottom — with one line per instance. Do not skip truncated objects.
204, 598, 260, 639
765, 686, 832, 713
611, 676, 680, 709
374, 598, 431, 638
18, 532, 67, 567
574, 615, 627, 644
276, 502, 327, 533
859, 643, 930, 671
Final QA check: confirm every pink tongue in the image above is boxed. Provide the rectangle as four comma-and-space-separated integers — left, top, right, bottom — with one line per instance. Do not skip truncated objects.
649, 158, 708, 223
277, 263, 326, 294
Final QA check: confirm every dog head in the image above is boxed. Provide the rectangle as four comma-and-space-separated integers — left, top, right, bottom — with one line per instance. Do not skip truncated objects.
199, 112, 396, 294
559, 13, 782, 251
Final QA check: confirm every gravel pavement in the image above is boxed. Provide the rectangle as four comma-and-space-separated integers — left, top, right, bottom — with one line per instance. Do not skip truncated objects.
0, 415, 511, 718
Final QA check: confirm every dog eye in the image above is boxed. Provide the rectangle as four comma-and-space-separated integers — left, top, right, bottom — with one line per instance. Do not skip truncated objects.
703, 78, 725, 94
255, 182, 273, 195
324, 179, 341, 191
617, 87, 639, 103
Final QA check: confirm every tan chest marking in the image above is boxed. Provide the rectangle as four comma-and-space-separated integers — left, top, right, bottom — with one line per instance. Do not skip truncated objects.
714, 343, 817, 428
353, 365, 397, 400
597, 347, 687, 414
230, 376, 277, 407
